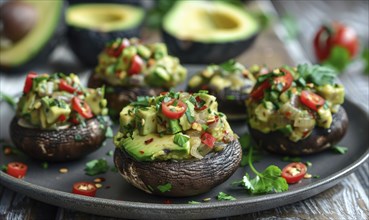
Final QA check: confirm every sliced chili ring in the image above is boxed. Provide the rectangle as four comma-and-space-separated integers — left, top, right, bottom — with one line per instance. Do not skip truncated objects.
71, 97, 93, 119
161, 99, 187, 119
281, 162, 307, 184
7, 162, 28, 178
59, 79, 82, 94
274, 68, 293, 92
72, 182, 97, 197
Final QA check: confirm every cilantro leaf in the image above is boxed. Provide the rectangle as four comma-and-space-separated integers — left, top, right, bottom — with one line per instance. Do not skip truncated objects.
323, 46, 351, 72
173, 133, 190, 148
217, 192, 236, 201
157, 183, 172, 193
0, 92, 17, 110
297, 64, 337, 86
84, 159, 110, 176
234, 146, 288, 194
188, 201, 201, 204
331, 145, 348, 154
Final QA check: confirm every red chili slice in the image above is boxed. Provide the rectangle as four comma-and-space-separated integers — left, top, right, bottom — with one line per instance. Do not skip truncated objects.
72, 182, 97, 197
58, 114, 67, 122
59, 79, 81, 94
71, 97, 93, 119
250, 80, 271, 100
7, 162, 28, 178
194, 96, 207, 111
281, 162, 307, 184
161, 99, 187, 120
23, 72, 38, 94
128, 55, 144, 75
274, 68, 293, 92
300, 90, 325, 111
201, 132, 216, 148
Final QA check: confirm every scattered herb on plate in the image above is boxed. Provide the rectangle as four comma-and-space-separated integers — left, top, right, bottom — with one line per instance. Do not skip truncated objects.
234, 146, 288, 194
0, 92, 17, 110
188, 200, 201, 204
217, 192, 236, 201
331, 145, 348, 154
157, 183, 172, 193
85, 158, 110, 176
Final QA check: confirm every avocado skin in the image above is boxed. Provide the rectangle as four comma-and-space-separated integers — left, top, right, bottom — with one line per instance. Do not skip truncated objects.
248, 106, 349, 155
114, 140, 242, 197
88, 73, 164, 119
10, 117, 108, 162
67, 0, 142, 6
0, 3, 66, 73
162, 29, 258, 64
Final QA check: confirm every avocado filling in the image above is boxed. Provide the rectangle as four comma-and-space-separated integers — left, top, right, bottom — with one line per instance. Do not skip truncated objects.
188, 59, 256, 95
114, 91, 236, 162
94, 38, 187, 88
16, 72, 108, 129
246, 64, 345, 142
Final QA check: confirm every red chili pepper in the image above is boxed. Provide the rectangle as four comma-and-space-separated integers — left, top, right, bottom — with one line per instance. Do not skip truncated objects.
59, 79, 82, 94
107, 38, 130, 57
72, 182, 97, 197
58, 114, 66, 122
23, 72, 38, 94
7, 162, 28, 178
201, 132, 216, 148
128, 55, 144, 75
281, 162, 307, 184
71, 97, 93, 119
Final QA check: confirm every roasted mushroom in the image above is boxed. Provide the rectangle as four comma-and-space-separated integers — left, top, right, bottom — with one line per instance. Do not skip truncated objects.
10, 72, 110, 162
246, 64, 349, 155
88, 38, 187, 118
113, 91, 241, 196
187, 61, 267, 119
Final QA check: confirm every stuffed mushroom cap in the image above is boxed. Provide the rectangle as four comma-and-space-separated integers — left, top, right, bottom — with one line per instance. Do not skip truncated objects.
246, 64, 348, 155
88, 38, 187, 118
10, 72, 110, 161
113, 91, 242, 196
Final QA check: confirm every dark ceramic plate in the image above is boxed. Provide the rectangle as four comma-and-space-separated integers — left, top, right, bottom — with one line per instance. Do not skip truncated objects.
1, 97, 368, 219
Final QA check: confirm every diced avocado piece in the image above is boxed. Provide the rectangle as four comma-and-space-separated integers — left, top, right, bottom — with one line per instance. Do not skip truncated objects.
154, 66, 170, 82
156, 115, 167, 134
45, 106, 71, 124
152, 43, 168, 59
167, 119, 182, 134
316, 84, 345, 106
197, 92, 218, 111
21, 93, 36, 114
179, 100, 195, 131
29, 109, 41, 125
188, 75, 203, 88
209, 75, 231, 91
85, 87, 107, 115
119, 131, 190, 162
135, 106, 157, 136
119, 105, 135, 130
137, 45, 151, 59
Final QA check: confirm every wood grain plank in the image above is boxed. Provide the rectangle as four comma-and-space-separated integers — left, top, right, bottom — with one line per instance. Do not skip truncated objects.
0, 187, 57, 220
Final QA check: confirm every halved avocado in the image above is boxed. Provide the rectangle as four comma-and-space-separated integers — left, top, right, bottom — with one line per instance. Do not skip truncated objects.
0, 0, 65, 73
162, 1, 259, 64
66, 3, 145, 66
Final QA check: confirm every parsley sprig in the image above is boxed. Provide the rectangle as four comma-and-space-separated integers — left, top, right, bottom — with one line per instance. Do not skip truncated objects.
234, 147, 288, 194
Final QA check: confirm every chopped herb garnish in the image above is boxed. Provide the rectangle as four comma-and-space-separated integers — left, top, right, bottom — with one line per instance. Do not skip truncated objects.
234, 146, 288, 194
331, 145, 348, 154
188, 201, 201, 204
41, 162, 48, 169
105, 126, 113, 138
173, 133, 189, 148
313, 175, 320, 178
226, 95, 236, 100
84, 158, 110, 176
157, 183, 172, 193
74, 134, 83, 142
297, 64, 337, 86
282, 156, 302, 162
217, 192, 236, 201
305, 161, 312, 167
0, 92, 16, 110
0, 164, 7, 172
131, 96, 151, 107
106, 150, 114, 156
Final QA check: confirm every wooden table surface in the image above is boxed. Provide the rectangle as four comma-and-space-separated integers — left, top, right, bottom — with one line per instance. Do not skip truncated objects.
1, 1, 368, 219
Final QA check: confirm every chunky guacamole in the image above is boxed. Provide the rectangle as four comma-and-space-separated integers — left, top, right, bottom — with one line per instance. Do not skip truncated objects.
94, 38, 187, 88
246, 64, 345, 142
188, 60, 256, 95
16, 72, 108, 129
114, 91, 236, 162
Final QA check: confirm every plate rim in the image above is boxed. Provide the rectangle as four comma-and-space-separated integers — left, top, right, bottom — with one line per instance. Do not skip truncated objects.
1, 98, 368, 219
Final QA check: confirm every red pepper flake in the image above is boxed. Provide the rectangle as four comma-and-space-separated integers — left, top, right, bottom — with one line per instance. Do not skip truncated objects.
139, 150, 145, 154
163, 199, 172, 204
145, 138, 154, 145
